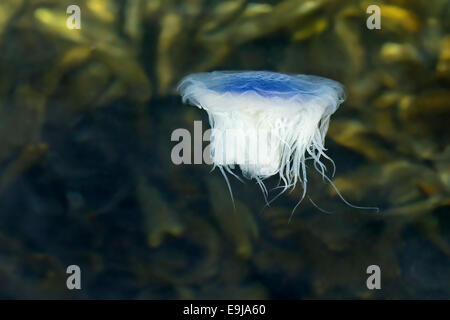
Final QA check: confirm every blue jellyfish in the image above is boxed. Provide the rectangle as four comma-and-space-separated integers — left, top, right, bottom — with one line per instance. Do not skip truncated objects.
178, 71, 378, 213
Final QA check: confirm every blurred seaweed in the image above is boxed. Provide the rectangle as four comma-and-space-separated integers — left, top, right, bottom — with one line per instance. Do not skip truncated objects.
0, 0, 449, 299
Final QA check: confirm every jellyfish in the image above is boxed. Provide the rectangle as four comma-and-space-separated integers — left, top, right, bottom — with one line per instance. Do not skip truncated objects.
178, 71, 378, 214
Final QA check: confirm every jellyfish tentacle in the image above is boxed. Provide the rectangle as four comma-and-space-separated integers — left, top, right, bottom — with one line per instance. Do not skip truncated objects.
322, 174, 380, 213
308, 196, 335, 214
218, 166, 236, 209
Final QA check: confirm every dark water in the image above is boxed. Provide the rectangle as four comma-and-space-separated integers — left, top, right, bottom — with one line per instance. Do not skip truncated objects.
0, 0, 449, 299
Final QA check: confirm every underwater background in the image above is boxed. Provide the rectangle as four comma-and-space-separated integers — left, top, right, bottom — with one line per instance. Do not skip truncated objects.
0, 0, 449, 299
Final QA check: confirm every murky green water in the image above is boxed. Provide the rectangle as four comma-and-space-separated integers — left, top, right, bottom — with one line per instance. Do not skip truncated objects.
0, 0, 449, 299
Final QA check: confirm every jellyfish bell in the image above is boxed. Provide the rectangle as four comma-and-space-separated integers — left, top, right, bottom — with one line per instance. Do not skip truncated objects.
178, 71, 378, 213
178, 71, 341, 183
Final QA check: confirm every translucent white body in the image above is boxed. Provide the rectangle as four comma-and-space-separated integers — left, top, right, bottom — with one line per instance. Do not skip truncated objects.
178, 71, 351, 208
